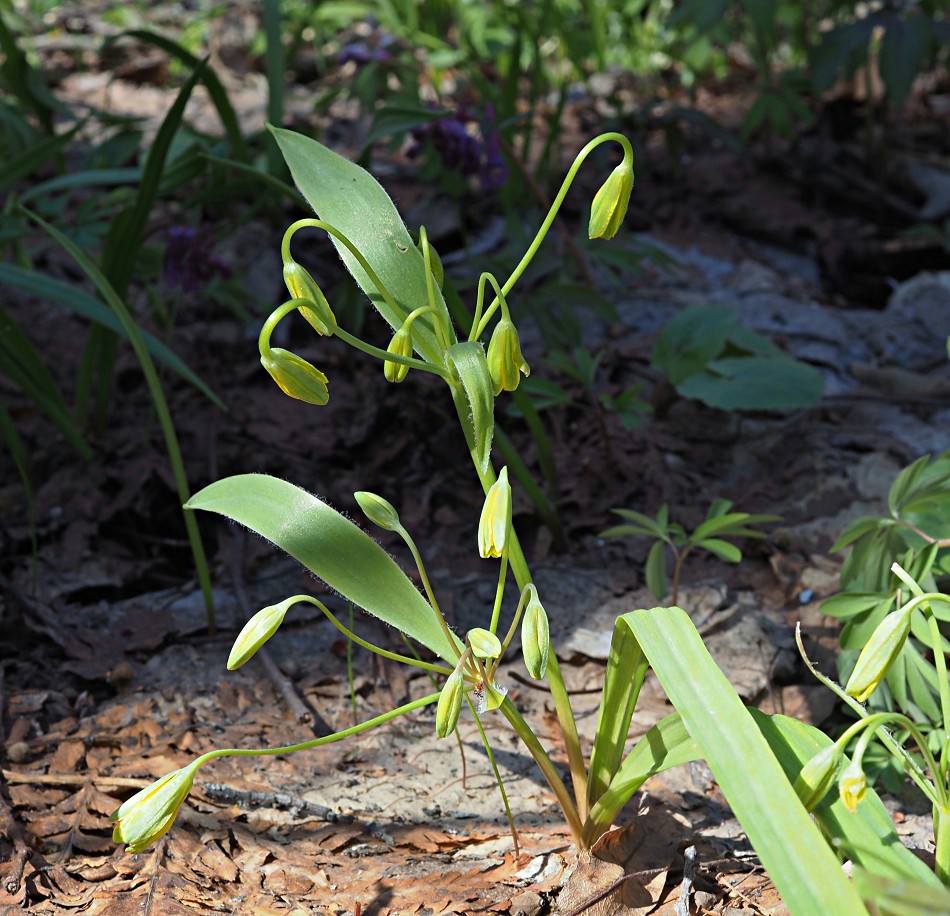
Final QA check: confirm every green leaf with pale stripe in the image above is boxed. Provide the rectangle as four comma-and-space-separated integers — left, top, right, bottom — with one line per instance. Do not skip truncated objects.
270, 126, 456, 366
446, 341, 493, 474
186, 474, 463, 662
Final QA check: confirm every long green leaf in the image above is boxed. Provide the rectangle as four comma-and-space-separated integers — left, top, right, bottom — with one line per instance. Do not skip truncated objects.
0, 264, 224, 409
25, 209, 215, 630
584, 712, 700, 846
0, 305, 91, 458
186, 474, 463, 662
623, 606, 870, 915
586, 619, 648, 810
269, 126, 457, 365
118, 30, 249, 161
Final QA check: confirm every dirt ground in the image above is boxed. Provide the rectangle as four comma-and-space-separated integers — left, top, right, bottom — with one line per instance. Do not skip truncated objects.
2, 12, 950, 916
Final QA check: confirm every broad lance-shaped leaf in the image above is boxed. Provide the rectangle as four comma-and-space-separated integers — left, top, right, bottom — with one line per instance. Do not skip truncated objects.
621, 606, 869, 915
186, 474, 462, 661
270, 126, 456, 365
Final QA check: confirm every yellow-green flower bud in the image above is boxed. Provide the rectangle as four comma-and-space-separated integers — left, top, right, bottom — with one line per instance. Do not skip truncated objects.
435, 668, 464, 738
228, 598, 294, 670
384, 327, 413, 383
793, 744, 842, 812
521, 586, 550, 680
354, 491, 402, 532
478, 467, 511, 559
283, 260, 336, 336
467, 627, 502, 660
845, 609, 912, 703
588, 158, 634, 240
838, 760, 867, 813
261, 348, 329, 405
111, 762, 199, 852
486, 318, 530, 395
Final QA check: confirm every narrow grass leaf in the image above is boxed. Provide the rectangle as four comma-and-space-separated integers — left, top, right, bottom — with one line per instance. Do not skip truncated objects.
0, 264, 224, 409
586, 620, 648, 809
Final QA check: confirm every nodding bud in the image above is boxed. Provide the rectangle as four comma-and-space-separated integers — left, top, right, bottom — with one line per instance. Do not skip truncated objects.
354, 491, 402, 532
486, 318, 530, 395
435, 668, 464, 738
261, 348, 329, 405
588, 158, 634, 240
793, 744, 842, 812
845, 608, 912, 703
521, 586, 550, 680
283, 260, 336, 335
411, 231, 445, 289
384, 327, 413, 383
227, 598, 294, 670
111, 762, 199, 853
467, 627, 502, 660
478, 467, 512, 559
838, 760, 867, 813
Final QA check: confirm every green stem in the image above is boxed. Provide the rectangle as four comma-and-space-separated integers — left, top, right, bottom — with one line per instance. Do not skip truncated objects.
936, 806, 950, 884
397, 527, 463, 661
796, 625, 938, 800
195, 692, 441, 766
480, 132, 633, 320
466, 452, 589, 825
500, 697, 583, 846
305, 596, 453, 676
467, 694, 520, 856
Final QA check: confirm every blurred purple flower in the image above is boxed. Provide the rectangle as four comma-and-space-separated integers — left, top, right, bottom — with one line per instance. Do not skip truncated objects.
409, 103, 508, 190
164, 224, 231, 293
338, 32, 395, 67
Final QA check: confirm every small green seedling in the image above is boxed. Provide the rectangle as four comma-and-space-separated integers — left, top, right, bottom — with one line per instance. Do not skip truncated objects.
602, 499, 778, 604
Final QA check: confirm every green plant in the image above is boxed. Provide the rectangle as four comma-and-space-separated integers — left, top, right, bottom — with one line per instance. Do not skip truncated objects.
602, 498, 778, 604
823, 453, 950, 770
652, 302, 824, 411
797, 562, 950, 901
110, 128, 933, 913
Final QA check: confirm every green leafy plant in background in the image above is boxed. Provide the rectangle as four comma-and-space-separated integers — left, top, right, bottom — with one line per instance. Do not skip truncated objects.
823, 453, 950, 789
104, 126, 950, 913
602, 499, 778, 604
796, 562, 950, 904
652, 302, 824, 411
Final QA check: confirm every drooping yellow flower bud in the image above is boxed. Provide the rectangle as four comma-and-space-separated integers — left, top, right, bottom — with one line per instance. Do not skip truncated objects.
354, 491, 402, 532
283, 260, 336, 336
435, 668, 464, 738
486, 318, 530, 395
261, 348, 329, 405
111, 762, 199, 853
838, 760, 867, 813
588, 158, 634, 240
793, 744, 842, 812
228, 598, 294, 670
467, 627, 502, 660
521, 585, 550, 680
384, 327, 413, 383
845, 608, 911, 703
478, 467, 512, 559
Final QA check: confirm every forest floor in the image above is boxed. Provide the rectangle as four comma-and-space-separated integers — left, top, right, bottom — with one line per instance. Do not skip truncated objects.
1, 11, 950, 916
